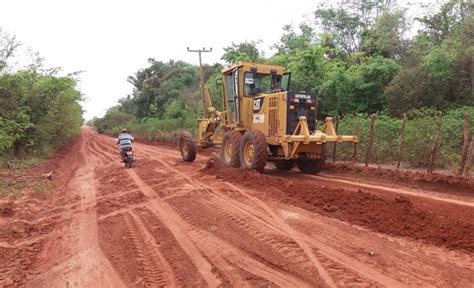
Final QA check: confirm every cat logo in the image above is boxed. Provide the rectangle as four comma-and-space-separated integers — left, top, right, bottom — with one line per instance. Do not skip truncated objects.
253, 98, 264, 112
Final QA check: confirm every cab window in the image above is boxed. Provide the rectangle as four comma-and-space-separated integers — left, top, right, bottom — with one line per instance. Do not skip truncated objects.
225, 73, 236, 112
244, 72, 283, 96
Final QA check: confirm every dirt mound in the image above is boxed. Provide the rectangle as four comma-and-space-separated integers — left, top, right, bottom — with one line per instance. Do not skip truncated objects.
202, 162, 474, 253
325, 162, 474, 195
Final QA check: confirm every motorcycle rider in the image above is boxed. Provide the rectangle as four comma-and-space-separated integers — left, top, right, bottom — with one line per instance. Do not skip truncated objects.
116, 128, 134, 161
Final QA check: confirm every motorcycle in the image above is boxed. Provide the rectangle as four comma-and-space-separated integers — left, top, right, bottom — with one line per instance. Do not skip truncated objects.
121, 146, 134, 168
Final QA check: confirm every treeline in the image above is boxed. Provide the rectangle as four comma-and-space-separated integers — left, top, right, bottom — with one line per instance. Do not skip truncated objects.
0, 29, 83, 167
92, 0, 473, 170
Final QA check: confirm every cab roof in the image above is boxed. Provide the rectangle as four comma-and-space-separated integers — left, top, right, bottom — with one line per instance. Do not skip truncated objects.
221, 62, 286, 75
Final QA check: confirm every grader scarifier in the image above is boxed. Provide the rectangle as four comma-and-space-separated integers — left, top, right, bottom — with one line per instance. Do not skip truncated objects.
179, 62, 358, 174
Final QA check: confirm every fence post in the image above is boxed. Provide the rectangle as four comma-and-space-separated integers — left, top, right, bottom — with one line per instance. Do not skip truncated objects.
365, 114, 376, 167
458, 113, 470, 175
332, 115, 339, 163
464, 136, 474, 175
351, 120, 360, 165
427, 112, 443, 174
396, 113, 408, 170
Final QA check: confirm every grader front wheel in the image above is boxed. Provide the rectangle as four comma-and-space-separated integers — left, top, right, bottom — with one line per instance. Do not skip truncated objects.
179, 132, 196, 162
239, 130, 267, 172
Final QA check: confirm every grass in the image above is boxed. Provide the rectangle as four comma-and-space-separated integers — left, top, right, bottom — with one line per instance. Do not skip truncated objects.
0, 175, 54, 199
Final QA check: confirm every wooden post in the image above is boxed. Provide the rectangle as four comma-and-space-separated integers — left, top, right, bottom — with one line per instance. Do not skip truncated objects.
465, 136, 474, 175
396, 113, 408, 170
332, 115, 339, 163
365, 114, 376, 167
351, 120, 360, 165
427, 112, 443, 174
187, 47, 212, 118
458, 113, 470, 175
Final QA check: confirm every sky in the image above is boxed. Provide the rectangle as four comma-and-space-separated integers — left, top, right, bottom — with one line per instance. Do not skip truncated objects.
1, 0, 318, 120
1, 0, 446, 120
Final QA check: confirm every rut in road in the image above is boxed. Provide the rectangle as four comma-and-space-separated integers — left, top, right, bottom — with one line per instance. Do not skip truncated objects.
121, 211, 177, 286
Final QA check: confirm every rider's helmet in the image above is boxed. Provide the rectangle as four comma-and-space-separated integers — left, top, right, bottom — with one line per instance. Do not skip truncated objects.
122, 128, 128, 133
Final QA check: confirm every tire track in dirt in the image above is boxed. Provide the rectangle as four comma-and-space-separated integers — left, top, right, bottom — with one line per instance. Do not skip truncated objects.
32, 130, 126, 287
166, 179, 394, 287
120, 211, 177, 287
86, 137, 116, 164
188, 192, 384, 287
125, 168, 222, 287
154, 156, 399, 287
128, 165, 315, 286
146, 154, 406, 287
199, 185, 405, 286
167, 192, 323, 286
167, 202, 313, 287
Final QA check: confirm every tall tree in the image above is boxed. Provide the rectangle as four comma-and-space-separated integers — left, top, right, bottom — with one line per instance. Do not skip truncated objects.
417, 0, 472, 43
221, 41, 263, 64
360, 10, 409, 60
0, 28, 21, 73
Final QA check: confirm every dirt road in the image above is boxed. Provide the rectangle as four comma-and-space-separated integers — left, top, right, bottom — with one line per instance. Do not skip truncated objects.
1, 127, 473, 287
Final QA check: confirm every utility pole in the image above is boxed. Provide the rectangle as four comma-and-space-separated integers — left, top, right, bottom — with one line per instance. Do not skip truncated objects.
187, 47, 212, 118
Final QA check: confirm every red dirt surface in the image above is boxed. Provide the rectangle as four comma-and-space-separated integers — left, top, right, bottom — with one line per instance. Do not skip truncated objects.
1, 127, 473, 287
324, 162, 474, 195
203, 161, 474, 253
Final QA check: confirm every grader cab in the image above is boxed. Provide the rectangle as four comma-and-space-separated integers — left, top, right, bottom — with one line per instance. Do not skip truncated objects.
179, 62, 358, 173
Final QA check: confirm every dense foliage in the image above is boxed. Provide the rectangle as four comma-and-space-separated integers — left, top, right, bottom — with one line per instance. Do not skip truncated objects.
332, 107, 474, 169
0, 29, 83, 166
93, 0, 473, 170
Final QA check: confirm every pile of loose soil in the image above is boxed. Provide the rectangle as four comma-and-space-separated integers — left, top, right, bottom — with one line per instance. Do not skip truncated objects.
202, 160, 474, 253
324, 162, 474, 195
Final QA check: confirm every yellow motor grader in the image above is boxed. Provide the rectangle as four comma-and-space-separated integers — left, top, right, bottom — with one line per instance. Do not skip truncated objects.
179, 62, 358, 173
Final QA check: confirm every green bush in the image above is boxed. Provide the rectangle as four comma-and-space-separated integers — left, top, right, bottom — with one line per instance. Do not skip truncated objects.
0, 70, 83, 167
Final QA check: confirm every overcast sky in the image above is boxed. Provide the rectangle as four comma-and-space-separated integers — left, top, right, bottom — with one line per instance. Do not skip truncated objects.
1, 0, 445, 120
1, 0, 319, 120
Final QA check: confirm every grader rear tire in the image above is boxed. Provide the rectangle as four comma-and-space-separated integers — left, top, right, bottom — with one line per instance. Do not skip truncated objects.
296, 154, 325, 174
274, 160, 295, 171
220, 130, 242, 167
239, 130, 267, 172
179, 132, 196, 162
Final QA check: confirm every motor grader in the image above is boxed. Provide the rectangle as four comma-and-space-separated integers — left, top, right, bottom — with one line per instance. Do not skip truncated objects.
179, 62, 358, 173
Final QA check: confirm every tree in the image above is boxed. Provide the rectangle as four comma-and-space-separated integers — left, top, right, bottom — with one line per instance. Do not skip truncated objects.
417, 0, 472, 43
386, 11, 474, 116
94, 106, 134, 134
221, 41, 263, 64
351, 56, 400, 113
273, 23, 315, 55
360, 10, 409, 60
320, 63, 355, 116
286, 44, 330, 94
386, 65, 445, 116
0, 28, 21, 73
314, 7, 363, 54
